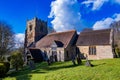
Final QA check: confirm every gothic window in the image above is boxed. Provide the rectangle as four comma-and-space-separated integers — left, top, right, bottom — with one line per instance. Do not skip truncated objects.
89, 46, 96, 55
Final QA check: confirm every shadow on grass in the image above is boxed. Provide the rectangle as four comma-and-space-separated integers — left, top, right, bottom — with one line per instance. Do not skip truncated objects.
14, 74, 32, 80
3, 60, 106, 80
93, 63, 106, 67
80, 60, 106, 67
46, 64, 79, 71
33, 61, 80, 71
4, 65, 47, 80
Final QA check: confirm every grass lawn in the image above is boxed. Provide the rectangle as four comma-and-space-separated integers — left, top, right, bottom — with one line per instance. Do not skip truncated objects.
2, 58, 120, 80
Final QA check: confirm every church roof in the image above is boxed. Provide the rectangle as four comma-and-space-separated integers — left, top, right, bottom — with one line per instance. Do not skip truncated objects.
76, 29, 112, 46
36, 30, 77, 48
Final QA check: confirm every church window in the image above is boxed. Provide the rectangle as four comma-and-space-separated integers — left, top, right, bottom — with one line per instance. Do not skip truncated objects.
29, 25, 32, 31
89, 46, 96, 55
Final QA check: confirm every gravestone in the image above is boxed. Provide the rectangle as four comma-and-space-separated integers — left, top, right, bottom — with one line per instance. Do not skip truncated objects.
28, 59, 35, 70
71, 53, 76, 65
85, 55, 93, 67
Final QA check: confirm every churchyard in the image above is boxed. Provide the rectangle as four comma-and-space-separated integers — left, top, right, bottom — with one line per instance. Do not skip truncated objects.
2, 58, 120, 80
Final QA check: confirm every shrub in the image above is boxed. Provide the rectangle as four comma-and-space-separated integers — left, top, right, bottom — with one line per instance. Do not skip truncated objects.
7, 56, 11, 62
0, 62, 10, 77
115, 47, 120, 58
10, 51, 24, 71
0, 56, 5, 62
0, 63, 6, 76
4, 62, 10, 73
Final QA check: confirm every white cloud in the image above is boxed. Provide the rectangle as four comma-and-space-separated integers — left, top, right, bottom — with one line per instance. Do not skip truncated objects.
93, 13, 120, 30
81, 0, 120, 11
93, 18, 113, 30
116, 0, 120, 4
82, 0, 108, 11
15, 33, 25, 48
48, 0, 81, 32
15, 33, 25, 42
114, 13, 120, 21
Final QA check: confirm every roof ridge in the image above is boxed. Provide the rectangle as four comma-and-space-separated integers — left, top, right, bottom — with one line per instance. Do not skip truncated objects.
81, 29, 111, 33
47, 30, 76, 36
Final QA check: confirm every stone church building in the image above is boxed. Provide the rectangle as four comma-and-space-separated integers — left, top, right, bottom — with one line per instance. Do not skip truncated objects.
24, 17, 115, 62
35, 30, 78, 61
76, 29, 115, 60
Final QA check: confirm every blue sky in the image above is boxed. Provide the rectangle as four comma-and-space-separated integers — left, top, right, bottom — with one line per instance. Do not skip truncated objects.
0, 0, 120, 42
0, 0, 52, 33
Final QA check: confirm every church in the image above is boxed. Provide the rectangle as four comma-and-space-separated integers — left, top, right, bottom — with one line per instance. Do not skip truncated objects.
24, 17, 115, 62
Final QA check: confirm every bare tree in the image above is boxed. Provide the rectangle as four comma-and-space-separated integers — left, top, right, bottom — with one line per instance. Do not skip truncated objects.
110, 21, 120, 48
0, 21, 14, 60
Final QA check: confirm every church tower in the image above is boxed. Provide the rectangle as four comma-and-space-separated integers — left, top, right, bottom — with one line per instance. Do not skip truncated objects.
25, 17, 48, 47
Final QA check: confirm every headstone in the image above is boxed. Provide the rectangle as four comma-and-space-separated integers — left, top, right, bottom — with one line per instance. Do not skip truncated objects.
28, 59, 35, 70
47, 59, 50, 65
85, 60, 93, 67
85, 55, 93, 67
44, 53, 51, 65
71, 54, 76, 65
50, 56, 53, 63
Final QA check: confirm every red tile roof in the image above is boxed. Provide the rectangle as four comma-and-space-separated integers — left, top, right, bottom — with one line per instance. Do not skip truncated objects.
76, 29, 112, 46
36, 30, 77, 48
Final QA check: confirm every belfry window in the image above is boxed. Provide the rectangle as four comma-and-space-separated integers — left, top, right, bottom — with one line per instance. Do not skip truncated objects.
29, 25, 32, 31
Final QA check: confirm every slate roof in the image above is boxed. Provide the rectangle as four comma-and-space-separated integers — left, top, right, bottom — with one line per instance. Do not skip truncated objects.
36, 30, 77, 48
76, 29, 112, 46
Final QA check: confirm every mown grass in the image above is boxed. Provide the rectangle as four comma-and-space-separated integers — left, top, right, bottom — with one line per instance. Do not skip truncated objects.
2, 58, 120, 80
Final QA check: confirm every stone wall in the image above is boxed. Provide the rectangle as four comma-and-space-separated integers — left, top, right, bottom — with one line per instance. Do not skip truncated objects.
77, 46, 88, 59
64, 46, 76, 61
96, 45, 113, 59
77, 45, 114, 60
39, 48, 65, 61
39, 47, 76, 61
56, 48, 65, 61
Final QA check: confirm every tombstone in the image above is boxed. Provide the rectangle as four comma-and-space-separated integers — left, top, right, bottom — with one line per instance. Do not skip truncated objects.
71, 53, 76, 65
44, 52, 51, 65
49, 55, 53, 63
85, 55, 93, 67
47, 59, 50, 65
28, 59, 35, 70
